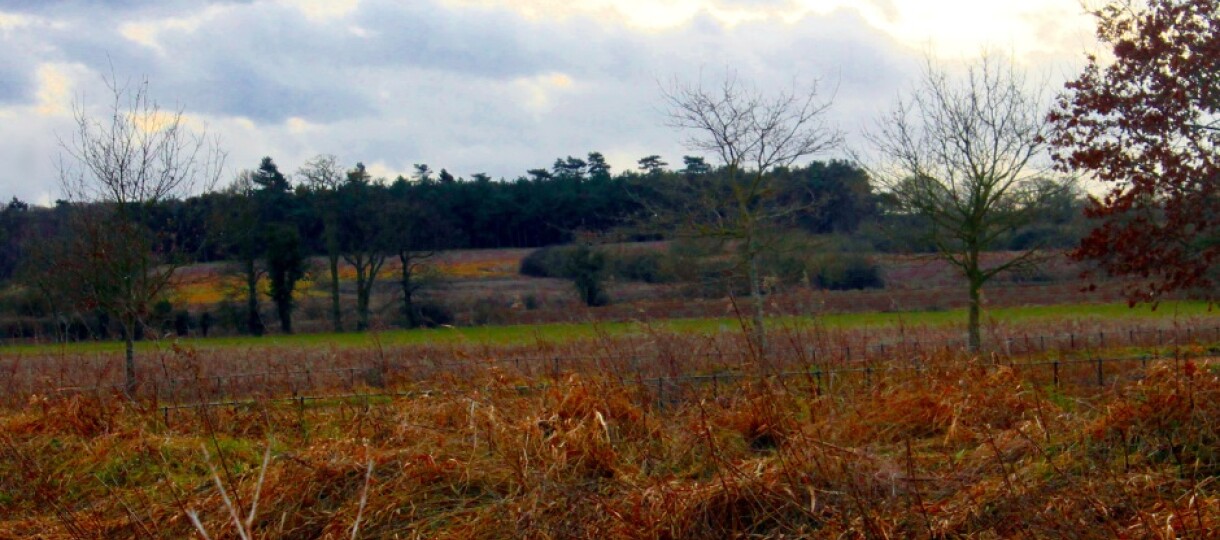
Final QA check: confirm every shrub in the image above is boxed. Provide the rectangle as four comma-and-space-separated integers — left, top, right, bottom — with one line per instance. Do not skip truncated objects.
751, 233, 884, 291
520, 245, 612, 306
813, 255, 884, 290
215, 301, 244, 335
468, 297, 511, 326
523, 294, 540, 310
677, 263, 750, 299
152, 299, 174, 335
667, 238, 724, 259
0, 288, 50, 318
566, 245, 610, 307
758, 252, 811, 286
606, 251, 676, 283
1004, 266, 1053, 284
417, 301, 454, 328
404, 301, 454, 328
661, 240, 748, 298
519, 246, 570, 278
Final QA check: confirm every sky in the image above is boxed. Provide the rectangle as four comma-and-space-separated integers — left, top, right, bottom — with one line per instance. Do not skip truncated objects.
0, 0, 1101, 205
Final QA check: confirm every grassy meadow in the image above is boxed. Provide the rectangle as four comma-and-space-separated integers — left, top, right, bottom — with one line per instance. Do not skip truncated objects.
4, 299, 1213, 355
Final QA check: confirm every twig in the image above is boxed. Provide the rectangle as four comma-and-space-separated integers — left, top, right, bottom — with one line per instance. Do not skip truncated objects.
350, 459, 375, 540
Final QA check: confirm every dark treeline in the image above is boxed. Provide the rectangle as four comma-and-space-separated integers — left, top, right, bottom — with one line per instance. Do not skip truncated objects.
0, 155, 902, 277
0, 153, 1090, 283
225, 155, 885, 258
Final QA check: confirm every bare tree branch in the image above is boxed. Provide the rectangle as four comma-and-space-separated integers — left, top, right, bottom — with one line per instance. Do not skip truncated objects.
53, 74, 225, 395
658, 70, 842, 361
866, 53, 1064, 352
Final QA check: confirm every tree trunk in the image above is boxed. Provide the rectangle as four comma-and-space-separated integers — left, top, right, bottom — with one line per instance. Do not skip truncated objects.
400, 252, 416, 327
278, 298, 293, 334
355, 264, 370, 331
329, 252, 341, 332
245, 258, 263, 336
123, 320, 136, 396
968, 277, 982, 353
747, 253, 769, 365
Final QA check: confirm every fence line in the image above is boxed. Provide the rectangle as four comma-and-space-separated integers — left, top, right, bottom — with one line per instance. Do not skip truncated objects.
18, 322, 1217, 400
148, 347, 1213, 427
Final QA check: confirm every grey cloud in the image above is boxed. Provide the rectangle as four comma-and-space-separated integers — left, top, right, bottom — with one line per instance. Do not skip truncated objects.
0, 0, 253, 15
201, 1, 916, 176
350, 1, 560, 78
628, 7, 915, 114
762, 9, 917, 91
4, 0, 371, 122
133, 0, 655, 122
170, 61, 374, 123
0, 47, 33, 104
0, 0, 953, 198
2, 0, 680, 122
98, 0, 585, 121
337, 6, 914, 179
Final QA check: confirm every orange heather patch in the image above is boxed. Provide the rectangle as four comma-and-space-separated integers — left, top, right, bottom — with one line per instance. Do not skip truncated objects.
171, 274, 323, 307
435, 259, 517, 278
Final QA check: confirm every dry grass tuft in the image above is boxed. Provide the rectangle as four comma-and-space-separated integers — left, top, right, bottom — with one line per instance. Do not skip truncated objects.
0, 332, 1216, 538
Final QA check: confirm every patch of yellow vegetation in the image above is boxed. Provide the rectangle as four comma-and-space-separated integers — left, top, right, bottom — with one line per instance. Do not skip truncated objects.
174, 282, 227, 306
167, 252, 528, 307
435, 259, 516, 278
172, 274, 323, 307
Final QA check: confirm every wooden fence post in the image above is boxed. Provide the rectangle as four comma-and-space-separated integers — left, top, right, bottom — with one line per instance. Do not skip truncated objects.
656, 378, 665, 411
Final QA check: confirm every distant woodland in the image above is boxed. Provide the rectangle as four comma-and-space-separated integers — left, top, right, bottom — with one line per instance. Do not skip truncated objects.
0, 155, 1089, 281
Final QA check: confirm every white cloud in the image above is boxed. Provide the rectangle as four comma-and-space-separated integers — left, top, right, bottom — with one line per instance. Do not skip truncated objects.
513, 72, 578, 114
33, 62, 88, 117
278, 0, 360, 21
118, 7, 229, 54
795, 0, 1095, 62
439, 0, 798, 30
0, 11, 34, 30
436, 0, 1095, 61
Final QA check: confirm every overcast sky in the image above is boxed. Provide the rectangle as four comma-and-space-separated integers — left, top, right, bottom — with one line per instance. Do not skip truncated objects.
0, 0, 1100, 205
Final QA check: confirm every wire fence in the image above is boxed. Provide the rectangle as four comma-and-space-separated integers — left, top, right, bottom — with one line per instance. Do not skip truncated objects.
148, 346, 1213, 430
8, 321, 1215, 403
3, 320, 1212, 423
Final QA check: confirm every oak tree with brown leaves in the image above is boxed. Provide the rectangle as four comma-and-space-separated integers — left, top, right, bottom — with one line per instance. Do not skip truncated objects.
1049, 0, 1219, 304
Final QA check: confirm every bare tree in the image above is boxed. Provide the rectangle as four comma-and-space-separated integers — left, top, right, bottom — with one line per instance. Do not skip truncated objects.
661, 72, 841, 360
57, 76, 224, 394
866, 54, 1061, 352
298, 154, 345, 332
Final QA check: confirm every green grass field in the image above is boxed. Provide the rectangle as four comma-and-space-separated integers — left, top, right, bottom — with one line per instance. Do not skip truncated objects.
2, 300, 1213, 356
